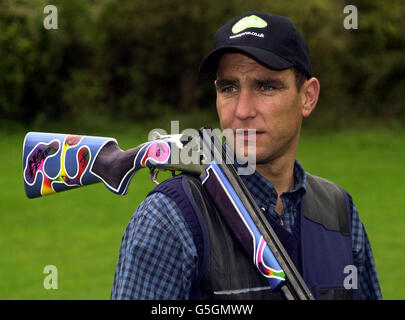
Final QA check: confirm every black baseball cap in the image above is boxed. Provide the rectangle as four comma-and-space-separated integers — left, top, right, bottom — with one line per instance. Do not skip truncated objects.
199, 11, 312, 78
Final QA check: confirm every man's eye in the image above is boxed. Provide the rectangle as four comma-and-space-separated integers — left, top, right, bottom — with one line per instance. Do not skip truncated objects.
221, 86, 237, 93
260, 85, 275, 91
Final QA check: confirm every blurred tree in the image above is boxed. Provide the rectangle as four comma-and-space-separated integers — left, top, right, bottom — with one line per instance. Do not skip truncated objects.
343, 0, 405, 120
95, 0, 233, 118
0, 0, 403, 129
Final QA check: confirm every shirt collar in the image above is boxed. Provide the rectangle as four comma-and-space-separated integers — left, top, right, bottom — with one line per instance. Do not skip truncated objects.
227, 152, 306, 212
242, 159, 306, 197
224, 143, 307, 205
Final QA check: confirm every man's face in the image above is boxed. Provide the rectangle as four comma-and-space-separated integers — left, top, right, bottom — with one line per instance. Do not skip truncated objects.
215, 53, 305, 165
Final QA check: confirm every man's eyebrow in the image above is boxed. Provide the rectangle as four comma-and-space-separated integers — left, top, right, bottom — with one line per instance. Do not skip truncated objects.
215, 77, 287, 88
215, 78, 238, 88
253, 77, 286, 87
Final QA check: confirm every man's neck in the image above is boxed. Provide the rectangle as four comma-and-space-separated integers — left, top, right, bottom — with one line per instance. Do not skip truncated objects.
256, 157, 296, 215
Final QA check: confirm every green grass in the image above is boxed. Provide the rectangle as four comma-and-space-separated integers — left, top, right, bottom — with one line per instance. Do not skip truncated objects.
0, 123, 404, 299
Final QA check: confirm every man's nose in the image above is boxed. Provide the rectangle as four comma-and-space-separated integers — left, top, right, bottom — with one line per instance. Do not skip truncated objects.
234, 89, 257, 120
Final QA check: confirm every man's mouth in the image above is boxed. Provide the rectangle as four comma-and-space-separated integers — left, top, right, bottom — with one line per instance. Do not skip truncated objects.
235, 129, 264, 141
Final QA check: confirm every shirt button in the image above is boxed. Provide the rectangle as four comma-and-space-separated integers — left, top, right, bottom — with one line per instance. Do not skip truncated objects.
261, 207, 266, 212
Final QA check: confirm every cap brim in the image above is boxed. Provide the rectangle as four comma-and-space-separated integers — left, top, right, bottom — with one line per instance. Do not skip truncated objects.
199, 45, 294, 74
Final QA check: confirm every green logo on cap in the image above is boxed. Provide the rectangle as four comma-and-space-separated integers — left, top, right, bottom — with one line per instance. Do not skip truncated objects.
232, 15, 268, 34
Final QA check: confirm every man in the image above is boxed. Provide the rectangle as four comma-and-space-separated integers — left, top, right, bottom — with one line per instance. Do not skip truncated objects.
111, 11, 382, 300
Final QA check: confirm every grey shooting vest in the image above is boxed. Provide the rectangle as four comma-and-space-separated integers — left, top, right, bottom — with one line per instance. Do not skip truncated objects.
151, 173, 355, 300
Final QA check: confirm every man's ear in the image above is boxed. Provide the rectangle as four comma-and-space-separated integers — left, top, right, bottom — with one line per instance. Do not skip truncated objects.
301, 77, 320, 118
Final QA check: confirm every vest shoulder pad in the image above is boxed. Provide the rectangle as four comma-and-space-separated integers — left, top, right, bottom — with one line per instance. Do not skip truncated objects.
303, 174, 350, 235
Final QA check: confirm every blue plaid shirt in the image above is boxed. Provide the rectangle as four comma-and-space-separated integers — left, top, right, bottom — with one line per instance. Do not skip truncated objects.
111, 160, 382, 300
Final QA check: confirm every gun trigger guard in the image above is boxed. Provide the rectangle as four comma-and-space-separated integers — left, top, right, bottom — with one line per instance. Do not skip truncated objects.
150, 167, 160, 185
149, 167, 178, 185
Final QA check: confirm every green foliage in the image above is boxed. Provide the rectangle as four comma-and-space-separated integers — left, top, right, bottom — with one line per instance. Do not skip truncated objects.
0, 0, 404, 129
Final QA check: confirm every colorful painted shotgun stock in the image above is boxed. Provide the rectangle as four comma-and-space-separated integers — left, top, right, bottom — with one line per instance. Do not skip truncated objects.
23, 131, 201, 198
22, 128, 313, 300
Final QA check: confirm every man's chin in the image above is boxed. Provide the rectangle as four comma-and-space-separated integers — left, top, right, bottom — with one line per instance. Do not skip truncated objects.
228, 141, 275, 165
237, 149, 276, 165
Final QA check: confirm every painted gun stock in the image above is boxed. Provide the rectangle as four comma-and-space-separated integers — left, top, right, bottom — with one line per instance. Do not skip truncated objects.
23, 132, 200, 198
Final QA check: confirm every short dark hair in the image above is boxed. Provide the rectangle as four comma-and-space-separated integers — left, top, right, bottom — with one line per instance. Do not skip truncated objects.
292, 67, 308, 91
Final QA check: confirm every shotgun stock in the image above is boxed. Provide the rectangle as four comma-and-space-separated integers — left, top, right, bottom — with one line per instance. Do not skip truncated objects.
22, 131, 201, 198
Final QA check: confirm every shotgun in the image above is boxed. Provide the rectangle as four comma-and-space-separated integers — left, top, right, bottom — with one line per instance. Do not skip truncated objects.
22, 127, 314, 300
